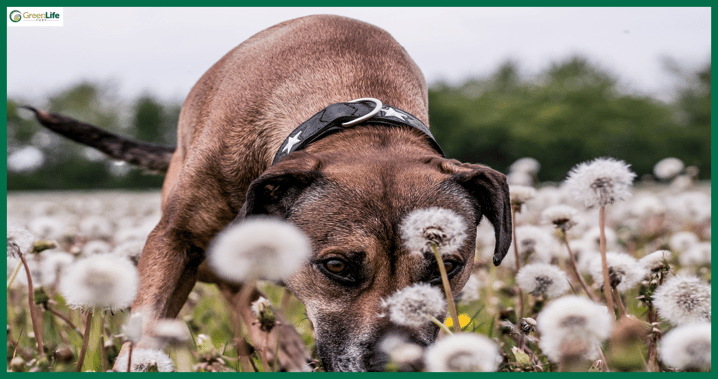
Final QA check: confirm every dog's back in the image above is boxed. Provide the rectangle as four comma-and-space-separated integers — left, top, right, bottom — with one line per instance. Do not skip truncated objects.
177, 15, 429, 165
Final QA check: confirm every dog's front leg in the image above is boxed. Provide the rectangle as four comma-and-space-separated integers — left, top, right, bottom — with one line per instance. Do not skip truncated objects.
114, 223, 203, 370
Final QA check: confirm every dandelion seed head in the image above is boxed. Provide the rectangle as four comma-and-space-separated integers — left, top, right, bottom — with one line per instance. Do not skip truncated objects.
152, 319, 190, 345
510, 157, 541, 175
400, 207, 467, 257
79, 215, 114, 239
671, 174, 692, 192
29, 200, 61, 217
379, 334, 424, 368
81, 240, 113, 256
667, 191, 711, 224
59, 254, 138, 310
564, 157, 635, 209
27, 216, 65, 240
7, 225, 36, 257
659, 322, 711, 371
669, 231, 699, 253
629, 193, 666, 218
653, 157, 684, 180
424, 333, 501, 372
251, 296, 272, 318
541, 205, 578, 230
114, 227, 151, 245
122, 313, 143, 344
516, 263, 570, 298
588, 251, 646, 292
511, 225, 555, 263
380, 283, 446, 327
639, 250, 672, 272
111, 239, 144, 265
475, 222, 497, 261
506, 170, 534, 186
679, 242, 711, 267
653, 275, 711, 325
37, 251, 74, 287
207, 217, 311, 282
509, 185, 537, 211
114, 348, 175, 372
536, 295, 613, 363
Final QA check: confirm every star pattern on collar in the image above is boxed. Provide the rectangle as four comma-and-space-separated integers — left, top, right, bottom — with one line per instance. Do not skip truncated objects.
282, 130, 303, 153
381, 107, 408, 121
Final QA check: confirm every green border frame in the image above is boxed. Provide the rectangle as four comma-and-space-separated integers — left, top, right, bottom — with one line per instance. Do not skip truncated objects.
3, 3, 714, 377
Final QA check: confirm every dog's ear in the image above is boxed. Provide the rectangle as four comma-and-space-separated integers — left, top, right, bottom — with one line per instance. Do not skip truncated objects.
241, 153, 323, 218
430, 157, 512, 266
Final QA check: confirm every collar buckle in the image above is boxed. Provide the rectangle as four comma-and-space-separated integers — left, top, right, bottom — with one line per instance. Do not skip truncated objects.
342, 98, 383, 127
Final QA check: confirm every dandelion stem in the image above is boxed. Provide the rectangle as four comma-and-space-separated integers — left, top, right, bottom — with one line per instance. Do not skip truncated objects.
598, 206, 615, 318
645, 308, 660, 372
260, 332, 270, 372
100, 312, 107, 372
272, 323, 283, 371
612, 287, 627, 318
511, 209, 525, 318
511, 209, 522, 272
17, 252, 45, 358
46, 303, 83, 337
230, 280, 259, 372
51, 314, 70, 345
430, 244, 461, 333
274, 288, 292, 370
76, 310, 93, 371
598, 347, 610, 372
561, 235, 598, 302
428, 315, 453, 336
175, 347, 194, 372
127, 342, 133, 372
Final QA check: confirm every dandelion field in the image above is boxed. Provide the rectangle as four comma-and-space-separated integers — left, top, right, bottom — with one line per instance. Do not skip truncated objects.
6, 159, 712, 372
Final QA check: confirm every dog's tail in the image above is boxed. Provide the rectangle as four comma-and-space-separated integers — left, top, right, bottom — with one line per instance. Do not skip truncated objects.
22, 106, 175, 173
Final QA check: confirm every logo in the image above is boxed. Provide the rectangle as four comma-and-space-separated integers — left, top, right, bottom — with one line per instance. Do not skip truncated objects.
7, 7, 63, 26
9, 10, 20, 22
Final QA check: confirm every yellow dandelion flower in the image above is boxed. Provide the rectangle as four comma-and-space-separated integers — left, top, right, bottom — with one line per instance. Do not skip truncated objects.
444, 314, 471, 329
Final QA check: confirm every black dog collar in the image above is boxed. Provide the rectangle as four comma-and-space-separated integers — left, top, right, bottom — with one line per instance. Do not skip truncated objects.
272, 98, 444, 165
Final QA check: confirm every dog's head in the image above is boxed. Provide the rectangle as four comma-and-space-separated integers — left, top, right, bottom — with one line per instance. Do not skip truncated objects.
239, 129, 511, 371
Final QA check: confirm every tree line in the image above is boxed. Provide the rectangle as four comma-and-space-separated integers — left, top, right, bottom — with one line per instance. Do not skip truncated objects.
6, 56, 710, 190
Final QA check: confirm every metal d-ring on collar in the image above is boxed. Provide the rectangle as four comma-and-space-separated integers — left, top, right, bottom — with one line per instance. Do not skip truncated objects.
342, 98, 383, 127
271, 97, 444, 165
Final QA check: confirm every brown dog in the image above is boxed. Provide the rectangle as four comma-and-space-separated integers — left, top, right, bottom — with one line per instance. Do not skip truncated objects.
27, 15, 511, 371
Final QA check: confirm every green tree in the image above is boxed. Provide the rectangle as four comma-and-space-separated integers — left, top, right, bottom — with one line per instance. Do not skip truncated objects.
429, 56, 710, 182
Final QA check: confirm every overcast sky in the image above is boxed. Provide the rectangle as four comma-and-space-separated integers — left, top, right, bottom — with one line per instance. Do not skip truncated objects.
6, 7, 711, 104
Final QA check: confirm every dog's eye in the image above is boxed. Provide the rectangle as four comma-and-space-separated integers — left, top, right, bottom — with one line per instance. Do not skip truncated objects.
316, 257, 360, 286
325, 259, 346, 274
441, 261, 454, 272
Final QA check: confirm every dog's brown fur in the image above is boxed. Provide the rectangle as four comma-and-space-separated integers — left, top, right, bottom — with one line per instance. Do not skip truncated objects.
28, 15, 511, 372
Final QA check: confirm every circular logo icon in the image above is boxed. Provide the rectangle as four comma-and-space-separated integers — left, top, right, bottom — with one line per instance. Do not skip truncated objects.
9, 10, 21, 23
